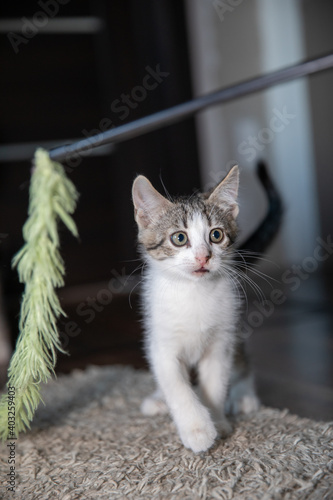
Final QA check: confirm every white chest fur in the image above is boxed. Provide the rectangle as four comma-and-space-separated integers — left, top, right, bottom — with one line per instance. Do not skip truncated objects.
143, 268, 238, 366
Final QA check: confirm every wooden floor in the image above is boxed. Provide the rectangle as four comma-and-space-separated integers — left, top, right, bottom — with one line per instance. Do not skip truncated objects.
246, 275, 333, 422
54, 269, 333, 422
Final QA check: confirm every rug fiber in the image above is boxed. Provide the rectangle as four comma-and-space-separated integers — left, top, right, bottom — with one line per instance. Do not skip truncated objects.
1, 365, 332, 499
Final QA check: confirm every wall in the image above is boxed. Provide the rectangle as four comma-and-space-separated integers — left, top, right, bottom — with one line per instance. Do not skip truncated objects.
185, 0, 323, 268
301, 0, 333, 253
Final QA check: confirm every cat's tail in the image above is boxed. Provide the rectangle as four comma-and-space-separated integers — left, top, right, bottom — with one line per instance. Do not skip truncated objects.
236, 161, 283, 264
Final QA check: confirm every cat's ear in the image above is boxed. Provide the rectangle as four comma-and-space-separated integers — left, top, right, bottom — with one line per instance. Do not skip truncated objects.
208, 165, 239, 218
132, 175, 172, 228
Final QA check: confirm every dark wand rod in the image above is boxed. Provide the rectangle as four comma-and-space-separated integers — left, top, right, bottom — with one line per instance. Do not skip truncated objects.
49, 53, 333, 163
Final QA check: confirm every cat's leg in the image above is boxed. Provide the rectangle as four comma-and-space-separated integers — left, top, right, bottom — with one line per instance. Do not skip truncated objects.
225, 341, 260, 415
198, 339, 233, 438
152, 356, 217, 453
141, 387, 168, 416
226, 373, 260, 415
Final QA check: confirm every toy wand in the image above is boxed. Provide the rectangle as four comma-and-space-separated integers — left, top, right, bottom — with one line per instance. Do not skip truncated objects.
49, 53, 333, 162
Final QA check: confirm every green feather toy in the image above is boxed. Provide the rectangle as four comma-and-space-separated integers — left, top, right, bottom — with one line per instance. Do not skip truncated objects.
0, 149, 79, 440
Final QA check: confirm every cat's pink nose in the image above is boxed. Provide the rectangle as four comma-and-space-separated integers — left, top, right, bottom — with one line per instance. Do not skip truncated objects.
195, 253, 211, 267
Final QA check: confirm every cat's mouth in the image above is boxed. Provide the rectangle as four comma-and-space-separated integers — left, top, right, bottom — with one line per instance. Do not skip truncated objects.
194, 267, 210, 274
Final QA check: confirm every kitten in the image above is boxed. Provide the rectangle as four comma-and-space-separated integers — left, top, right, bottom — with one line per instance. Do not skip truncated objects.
132, 166, 258, 453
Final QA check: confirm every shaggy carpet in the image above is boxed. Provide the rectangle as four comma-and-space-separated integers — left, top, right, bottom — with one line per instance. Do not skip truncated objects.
1, 365, 332, 500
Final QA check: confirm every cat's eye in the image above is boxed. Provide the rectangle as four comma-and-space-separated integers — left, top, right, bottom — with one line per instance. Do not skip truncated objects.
171, 231, 188, 247
210, 228, 224, 243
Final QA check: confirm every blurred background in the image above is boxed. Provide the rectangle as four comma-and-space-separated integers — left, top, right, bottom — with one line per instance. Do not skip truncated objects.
0, 0, 332, 420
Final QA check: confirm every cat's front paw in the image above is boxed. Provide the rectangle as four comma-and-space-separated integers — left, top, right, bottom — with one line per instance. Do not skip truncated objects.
215, 415, 233, 438
233, 394, 260, 415
141, 395, 168, 416
179, 419, 217, 453
226, 391, 260, 416
226, 375, 260, 416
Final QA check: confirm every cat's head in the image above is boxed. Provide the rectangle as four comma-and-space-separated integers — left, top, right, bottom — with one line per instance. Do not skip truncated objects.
132, 166, 239, 280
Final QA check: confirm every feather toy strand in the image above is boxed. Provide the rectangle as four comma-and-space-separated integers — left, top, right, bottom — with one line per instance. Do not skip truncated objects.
0, 148, 79, 440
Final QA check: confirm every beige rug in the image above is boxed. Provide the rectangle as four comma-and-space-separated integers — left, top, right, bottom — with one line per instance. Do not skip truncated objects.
1, 365, 332, 500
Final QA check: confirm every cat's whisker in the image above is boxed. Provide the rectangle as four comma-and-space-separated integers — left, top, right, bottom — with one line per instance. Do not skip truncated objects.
232, 262, 279, 289
125, 262, 146, 284
141, 262, 147, 276
229, 269, 250, 307
128, 263, 148, 308
159, 174, 174, 202
234, 249, 280, 268
223, 263, 266, 304
234, 270, 266, 303
187, 190, 200, 202
128, 278, 142, 309
120, 257, 143, 264
237, 265, 278, 287
228, 274, 246, 309
226, 250, 279, 285
126, 261, 149, 307
218, 264, 247, 309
